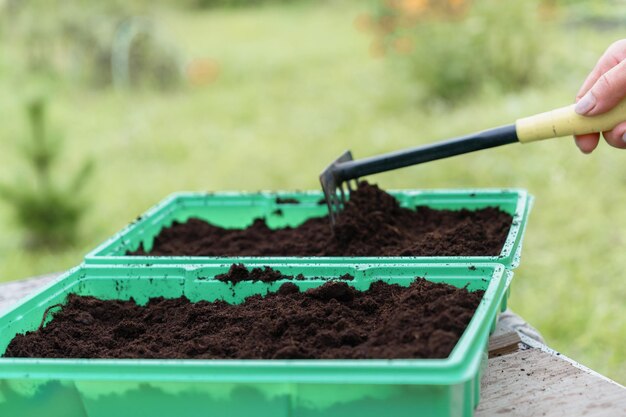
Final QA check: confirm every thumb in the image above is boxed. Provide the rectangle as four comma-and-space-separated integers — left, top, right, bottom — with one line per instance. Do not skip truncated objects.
575, 58, 626, 116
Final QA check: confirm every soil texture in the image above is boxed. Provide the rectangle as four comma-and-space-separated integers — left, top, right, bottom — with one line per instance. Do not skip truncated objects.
129, 182, 512, 257
4, 268, 483, 360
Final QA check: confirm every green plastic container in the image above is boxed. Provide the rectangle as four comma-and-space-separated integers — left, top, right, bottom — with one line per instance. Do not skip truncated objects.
85, 189, 532, 269
0, 263, 511, 417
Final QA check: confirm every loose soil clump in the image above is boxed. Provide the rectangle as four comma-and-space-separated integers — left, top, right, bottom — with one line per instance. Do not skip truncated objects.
215, 264, 353, 285
128, 182, 513, 257
4, 267, 484, 360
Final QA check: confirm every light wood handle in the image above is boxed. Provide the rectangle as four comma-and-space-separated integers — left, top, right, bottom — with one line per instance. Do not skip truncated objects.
515, 100, 626, 143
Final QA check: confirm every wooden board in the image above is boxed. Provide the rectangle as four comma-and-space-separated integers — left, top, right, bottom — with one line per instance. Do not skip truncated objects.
488, 331, 522, 357
477, 348, 626, 416
0, 272, 60, 312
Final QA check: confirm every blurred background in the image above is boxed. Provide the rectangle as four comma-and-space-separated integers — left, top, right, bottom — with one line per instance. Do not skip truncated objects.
0, 0, 625, 382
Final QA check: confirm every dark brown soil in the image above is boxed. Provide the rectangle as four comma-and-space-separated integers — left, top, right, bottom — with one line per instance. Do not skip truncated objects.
128, 182, 513, 257
3, 268, 483, 360
275, 197, 300, 204
215, 264, 353, 285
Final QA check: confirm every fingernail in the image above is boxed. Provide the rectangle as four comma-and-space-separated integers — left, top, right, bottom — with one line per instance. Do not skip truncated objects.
622, 132, 626, 144
575, 92, 596, 115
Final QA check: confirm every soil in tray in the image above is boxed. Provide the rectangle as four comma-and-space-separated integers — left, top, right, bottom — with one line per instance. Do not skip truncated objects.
3, 265, 484, 360
128, 182, 513, 257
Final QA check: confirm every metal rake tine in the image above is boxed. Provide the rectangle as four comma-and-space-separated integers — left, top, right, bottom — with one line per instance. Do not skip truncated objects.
328, 203, 337, 226
329, 189, 342, 226
343, 181, 353, 206
319, 150, 355, 229
338, 181, 347, 207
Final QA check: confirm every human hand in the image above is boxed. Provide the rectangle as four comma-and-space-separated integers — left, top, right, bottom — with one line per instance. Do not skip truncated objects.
574, 39, 626, 153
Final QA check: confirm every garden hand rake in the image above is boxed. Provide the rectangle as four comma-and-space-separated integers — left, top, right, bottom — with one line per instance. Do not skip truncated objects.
320, 100, 626, 226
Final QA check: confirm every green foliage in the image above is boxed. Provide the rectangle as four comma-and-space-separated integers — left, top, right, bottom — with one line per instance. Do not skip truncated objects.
2, 0, 182, 90
370, 0, 547, 103
0, 99, 94, 248
110, 23, 182, 90
185, 0, 306, 9
557, 0, 626, 28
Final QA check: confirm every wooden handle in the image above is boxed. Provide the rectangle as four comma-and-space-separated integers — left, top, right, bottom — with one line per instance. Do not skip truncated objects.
515, 100, 626, 143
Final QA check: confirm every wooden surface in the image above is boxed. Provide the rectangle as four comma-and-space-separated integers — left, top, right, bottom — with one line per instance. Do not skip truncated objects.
478, 332, 626, 416
0, 272, 61, 312
1, 274, 625, 416
477, 343, 626, 416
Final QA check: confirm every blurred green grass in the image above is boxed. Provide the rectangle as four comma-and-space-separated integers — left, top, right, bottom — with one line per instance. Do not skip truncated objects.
1, 1, 625, 383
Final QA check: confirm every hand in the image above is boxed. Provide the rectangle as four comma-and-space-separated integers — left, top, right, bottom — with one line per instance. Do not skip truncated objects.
574, 39, 626, 153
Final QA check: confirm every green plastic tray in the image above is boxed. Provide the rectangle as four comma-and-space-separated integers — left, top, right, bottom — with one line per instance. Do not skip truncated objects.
0, 263, 511, 417
85, 189, 533, 269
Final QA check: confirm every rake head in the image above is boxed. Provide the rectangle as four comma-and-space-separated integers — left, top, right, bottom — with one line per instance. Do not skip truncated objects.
319, 150, 359, 227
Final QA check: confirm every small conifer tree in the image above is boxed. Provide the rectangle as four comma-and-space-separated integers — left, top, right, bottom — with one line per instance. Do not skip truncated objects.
0, 98, 94, 248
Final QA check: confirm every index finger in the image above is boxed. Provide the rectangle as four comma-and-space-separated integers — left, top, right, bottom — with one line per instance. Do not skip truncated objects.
577, 40, 626, 99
